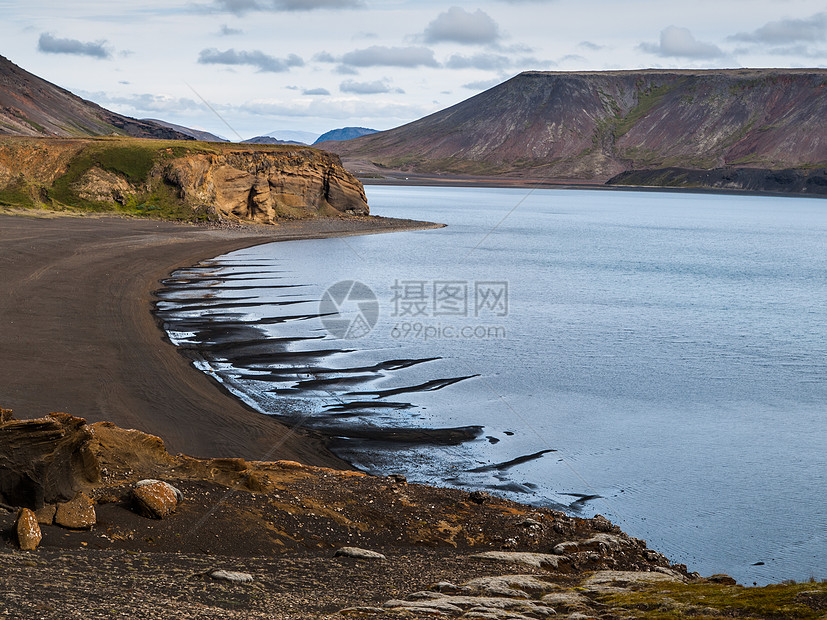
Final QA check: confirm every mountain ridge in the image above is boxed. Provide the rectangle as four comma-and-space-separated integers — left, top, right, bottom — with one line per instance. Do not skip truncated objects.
324, 69, 827, 192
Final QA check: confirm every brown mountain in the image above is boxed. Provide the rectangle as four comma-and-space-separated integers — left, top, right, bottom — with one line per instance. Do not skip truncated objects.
323, 69, 827, 192
0, 55, 192, 140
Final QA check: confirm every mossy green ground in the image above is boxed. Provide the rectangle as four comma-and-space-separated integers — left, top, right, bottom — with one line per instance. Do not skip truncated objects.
594, 580, 826, 619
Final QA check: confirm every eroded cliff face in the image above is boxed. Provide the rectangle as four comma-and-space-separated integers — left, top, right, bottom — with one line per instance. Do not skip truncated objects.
0, 138, 369, 223
160, 149, 369, 223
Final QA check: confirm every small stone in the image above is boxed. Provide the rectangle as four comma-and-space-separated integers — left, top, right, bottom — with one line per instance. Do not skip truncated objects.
34, 504, 56, 525
469, 490, 491, 504
54, 492, 96, 530
209, 569, 254, 584
132, 481, 178, 519
706, 574, 737, 585
334, 547, 386, 560
16, 508, 42, 551
388, 474, 407, 484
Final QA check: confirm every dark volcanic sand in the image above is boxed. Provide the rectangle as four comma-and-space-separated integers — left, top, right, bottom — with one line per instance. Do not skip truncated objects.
0, 211, 438, 464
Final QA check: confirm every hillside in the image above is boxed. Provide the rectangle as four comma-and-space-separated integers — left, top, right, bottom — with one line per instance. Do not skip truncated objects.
0, 137, 368, 224
325, 69, 827, 193
0, 55, 191, 140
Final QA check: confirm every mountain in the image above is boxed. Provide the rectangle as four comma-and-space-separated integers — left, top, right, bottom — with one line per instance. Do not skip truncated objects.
314, 127, 378, 144
0, 55, 192, 140
143, 119, 227, 142
325, 69, 827, 191
242, 136, 306, 146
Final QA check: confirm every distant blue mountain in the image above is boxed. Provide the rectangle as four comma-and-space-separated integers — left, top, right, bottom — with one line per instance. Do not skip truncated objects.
313, 127, 378, 144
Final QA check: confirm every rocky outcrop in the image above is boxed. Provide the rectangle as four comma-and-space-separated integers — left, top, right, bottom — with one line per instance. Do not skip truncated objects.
0, 409, 100, 509
0, 138, 369, 224
132, 480, 179, 519
160, 148, 369, 223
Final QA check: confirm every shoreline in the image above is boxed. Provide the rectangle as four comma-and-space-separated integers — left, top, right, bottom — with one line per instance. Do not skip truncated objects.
0, 211, 439, 466
359, 171, 827, 200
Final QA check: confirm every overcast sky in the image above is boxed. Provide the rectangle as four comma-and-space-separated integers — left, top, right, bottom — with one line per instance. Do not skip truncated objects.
3, 0, 826, 141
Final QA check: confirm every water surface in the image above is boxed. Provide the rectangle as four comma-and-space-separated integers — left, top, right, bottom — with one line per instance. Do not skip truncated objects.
156, 186, 826, 586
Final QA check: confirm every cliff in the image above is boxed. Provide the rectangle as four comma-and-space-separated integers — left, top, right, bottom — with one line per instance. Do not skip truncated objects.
325, 69, 827, 194
0, 137, 369, 223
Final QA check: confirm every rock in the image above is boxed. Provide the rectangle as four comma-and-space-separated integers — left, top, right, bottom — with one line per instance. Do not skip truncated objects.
162, 149, 369, 225
132, 481, 178, 519
334, 547, 386, 560
469, 490, 491, 504
517, 518, 543, 529
464, 575, 557, 597
136, 479, 184, 503
553, 533, 627, 556
340, 607, 386, 615
54, 492, 96, 529
580, 570, 684, 593
471, 551, 570, 571
209, 569, 254, 584
34, 504, 56, 525
540, 591, 592, 611
705, 573, 737, 585
16, 508, 42, 550
0, 411, 100, 509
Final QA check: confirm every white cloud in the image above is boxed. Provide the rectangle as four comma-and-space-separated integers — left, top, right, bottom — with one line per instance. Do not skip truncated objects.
198, 48, 304, 72
38, 33, 111, 59
730, 12, 827, 44
211, 0, 363, 15
303, 87, 331, 95
423, 7, 501, 45
445, 53, 512, 70
639, 26, 726, 59
340, 79, 403, 94
340, 46, 439, 68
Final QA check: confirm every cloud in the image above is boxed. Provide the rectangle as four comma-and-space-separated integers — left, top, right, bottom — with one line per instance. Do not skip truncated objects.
212, 0, 363, 15
219, 24, 243, 35
340, 46, 439, 68
729, 12, 827, 44
198, 48, 303, 72
340, 79, 403, 94
462, 78, 503, 91
303, 87, 331, 95
239, 98, 426, 121
423, 7, 500, 45
578, 41, 604, 51
445, 53, 512, 71
639, 26, 726, 59
80, 92, 202, 114
38, 33, 111, 59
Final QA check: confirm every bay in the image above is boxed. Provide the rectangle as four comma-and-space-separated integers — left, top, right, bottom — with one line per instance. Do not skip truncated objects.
156, 185, 827, 586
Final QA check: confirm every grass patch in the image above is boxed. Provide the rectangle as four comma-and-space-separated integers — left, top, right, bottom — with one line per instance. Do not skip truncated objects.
597, 581, 827, 619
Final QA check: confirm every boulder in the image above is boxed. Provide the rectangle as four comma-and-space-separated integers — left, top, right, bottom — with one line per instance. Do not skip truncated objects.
209, 569, 254, 584
16, 508, 42, 550
135, 479, 183, 502
132, 481, 178, 519
54, 492, 96, 529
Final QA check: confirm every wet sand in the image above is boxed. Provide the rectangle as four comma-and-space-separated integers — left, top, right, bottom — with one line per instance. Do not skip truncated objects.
0, 211, 439, 465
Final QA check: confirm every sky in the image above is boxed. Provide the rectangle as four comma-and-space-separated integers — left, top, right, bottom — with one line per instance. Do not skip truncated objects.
2, 0, 826, 141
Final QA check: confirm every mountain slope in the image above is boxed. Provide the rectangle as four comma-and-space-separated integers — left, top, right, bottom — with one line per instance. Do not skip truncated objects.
326, 69, 827, 183
0, 55, 192, 140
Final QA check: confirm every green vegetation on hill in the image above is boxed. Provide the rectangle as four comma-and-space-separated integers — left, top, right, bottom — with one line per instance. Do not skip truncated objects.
0, 137, 308, 221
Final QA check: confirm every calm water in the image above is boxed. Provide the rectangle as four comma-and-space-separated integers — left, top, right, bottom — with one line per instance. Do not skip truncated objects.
156, 186, 826, 586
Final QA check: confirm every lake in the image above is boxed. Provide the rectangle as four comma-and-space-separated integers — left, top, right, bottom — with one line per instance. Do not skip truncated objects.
156, 185, 826, 586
